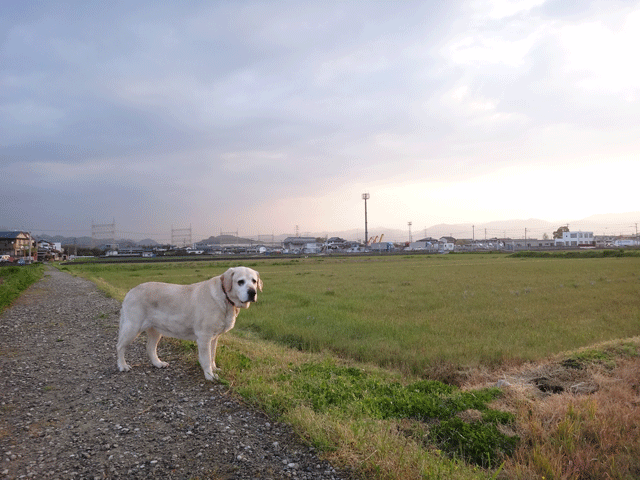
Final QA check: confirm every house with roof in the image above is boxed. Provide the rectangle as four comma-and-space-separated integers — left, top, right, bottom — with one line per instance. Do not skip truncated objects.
282, 236, 321, 253
408, 237, 439, 251
325, 237, 347, 251
0, 231, 35, 260
438, 236, 456, 252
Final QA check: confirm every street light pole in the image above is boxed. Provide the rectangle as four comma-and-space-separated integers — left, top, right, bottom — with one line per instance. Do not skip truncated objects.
362, 193, 370, 245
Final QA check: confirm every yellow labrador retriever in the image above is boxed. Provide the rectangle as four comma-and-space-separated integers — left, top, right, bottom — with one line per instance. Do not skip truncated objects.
116, 266, 262, 381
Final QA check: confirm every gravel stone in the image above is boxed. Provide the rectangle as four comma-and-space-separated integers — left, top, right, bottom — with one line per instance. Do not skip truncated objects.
0, 266, 348, 479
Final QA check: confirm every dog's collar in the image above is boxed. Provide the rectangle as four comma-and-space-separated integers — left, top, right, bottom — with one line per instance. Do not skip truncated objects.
221, 282, 239, 310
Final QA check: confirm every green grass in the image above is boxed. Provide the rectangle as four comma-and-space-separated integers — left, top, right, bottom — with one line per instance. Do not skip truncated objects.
258, 254, 640, 375
58, 254, 640, 478
283, 361, 517, 467
61, 254, 640, 376
0, 264, 44, 310
205, 336, 508, 478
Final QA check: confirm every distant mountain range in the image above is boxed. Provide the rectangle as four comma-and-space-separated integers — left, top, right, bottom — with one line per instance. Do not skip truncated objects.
21, 211, 640, 247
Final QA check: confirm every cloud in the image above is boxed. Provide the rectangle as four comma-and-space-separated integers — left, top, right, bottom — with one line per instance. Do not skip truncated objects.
2, 1, 640, 240
560, 9, 640, 100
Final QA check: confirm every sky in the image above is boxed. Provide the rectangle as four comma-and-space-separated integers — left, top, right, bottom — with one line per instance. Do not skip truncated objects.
2, 0, 640, 243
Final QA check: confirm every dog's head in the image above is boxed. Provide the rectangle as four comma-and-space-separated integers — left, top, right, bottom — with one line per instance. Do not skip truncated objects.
221, 267, 262, 308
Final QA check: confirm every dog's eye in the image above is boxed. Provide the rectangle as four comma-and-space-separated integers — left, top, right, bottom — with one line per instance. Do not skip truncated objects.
238, 280, 245, 286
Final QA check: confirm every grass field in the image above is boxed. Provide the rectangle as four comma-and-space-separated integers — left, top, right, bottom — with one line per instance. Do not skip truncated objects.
62, 253, 640, 375
59, 253, 640, 479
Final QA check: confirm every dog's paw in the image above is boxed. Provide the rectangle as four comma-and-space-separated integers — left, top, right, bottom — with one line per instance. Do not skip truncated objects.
153, 361, 169, 369
204, 371, 220, 381
118, 364, 131, 372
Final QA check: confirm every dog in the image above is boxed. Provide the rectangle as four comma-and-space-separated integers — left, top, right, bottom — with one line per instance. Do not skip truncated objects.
116, 266, 262, 381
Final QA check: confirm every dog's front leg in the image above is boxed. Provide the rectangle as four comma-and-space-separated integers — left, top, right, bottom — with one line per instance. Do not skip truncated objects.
210, 335, 221, 372
197, 336, 218, 381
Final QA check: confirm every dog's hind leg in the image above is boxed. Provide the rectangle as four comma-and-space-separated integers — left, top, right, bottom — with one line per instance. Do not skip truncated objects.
146, 327, 168, 368
116, 319, 139, 372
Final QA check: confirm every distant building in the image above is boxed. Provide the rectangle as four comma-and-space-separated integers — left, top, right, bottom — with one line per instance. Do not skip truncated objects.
554, 231, 595, 247
503, 238, 555, 250
438, 237, 456, 252
370, 242, 394, 252
614, 238, 638, 247
408, 237, 438, 251
0, 231, 35, 259
325, 237, 347, 250
282, 237, 319, 253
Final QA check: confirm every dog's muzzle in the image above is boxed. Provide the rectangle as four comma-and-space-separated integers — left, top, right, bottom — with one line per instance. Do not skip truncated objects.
247, 288, 257, 302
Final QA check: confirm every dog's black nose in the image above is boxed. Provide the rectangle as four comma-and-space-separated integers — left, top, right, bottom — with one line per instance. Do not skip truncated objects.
248, 288, 257, 301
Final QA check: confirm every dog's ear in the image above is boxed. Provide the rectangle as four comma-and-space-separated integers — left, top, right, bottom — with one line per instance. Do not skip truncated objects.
222, 267, 235, 293
257, 273, 263, 292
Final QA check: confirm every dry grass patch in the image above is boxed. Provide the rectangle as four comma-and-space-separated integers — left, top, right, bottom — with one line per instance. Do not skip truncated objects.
465, 338, 640, 480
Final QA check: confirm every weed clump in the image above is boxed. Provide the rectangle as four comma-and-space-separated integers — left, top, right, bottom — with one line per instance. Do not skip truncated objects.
286, 361, 518, 467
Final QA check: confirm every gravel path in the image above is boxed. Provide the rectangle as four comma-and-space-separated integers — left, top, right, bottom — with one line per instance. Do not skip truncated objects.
1, 267, 347, 480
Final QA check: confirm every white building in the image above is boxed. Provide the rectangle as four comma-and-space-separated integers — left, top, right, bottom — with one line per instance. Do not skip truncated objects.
438, 237, 456, 252
554, 231, 595, 247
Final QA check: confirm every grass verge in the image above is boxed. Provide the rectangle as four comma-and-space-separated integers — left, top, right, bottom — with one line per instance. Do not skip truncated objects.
0, 263, 44, 311
173, 333, 513, 479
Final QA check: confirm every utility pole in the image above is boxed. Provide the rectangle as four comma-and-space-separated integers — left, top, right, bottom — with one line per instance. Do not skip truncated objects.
362, 193, 370, 245
408, 221, 412, 243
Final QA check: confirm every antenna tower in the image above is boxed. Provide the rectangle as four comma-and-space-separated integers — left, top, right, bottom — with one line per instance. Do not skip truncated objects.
91, 218, 116, 248
171, 225, 192, 247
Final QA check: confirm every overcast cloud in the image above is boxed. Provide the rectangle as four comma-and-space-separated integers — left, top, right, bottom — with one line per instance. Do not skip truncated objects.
2, 0, 639, 242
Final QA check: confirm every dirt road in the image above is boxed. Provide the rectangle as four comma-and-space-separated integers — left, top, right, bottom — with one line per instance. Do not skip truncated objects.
0, 267, 346, 479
